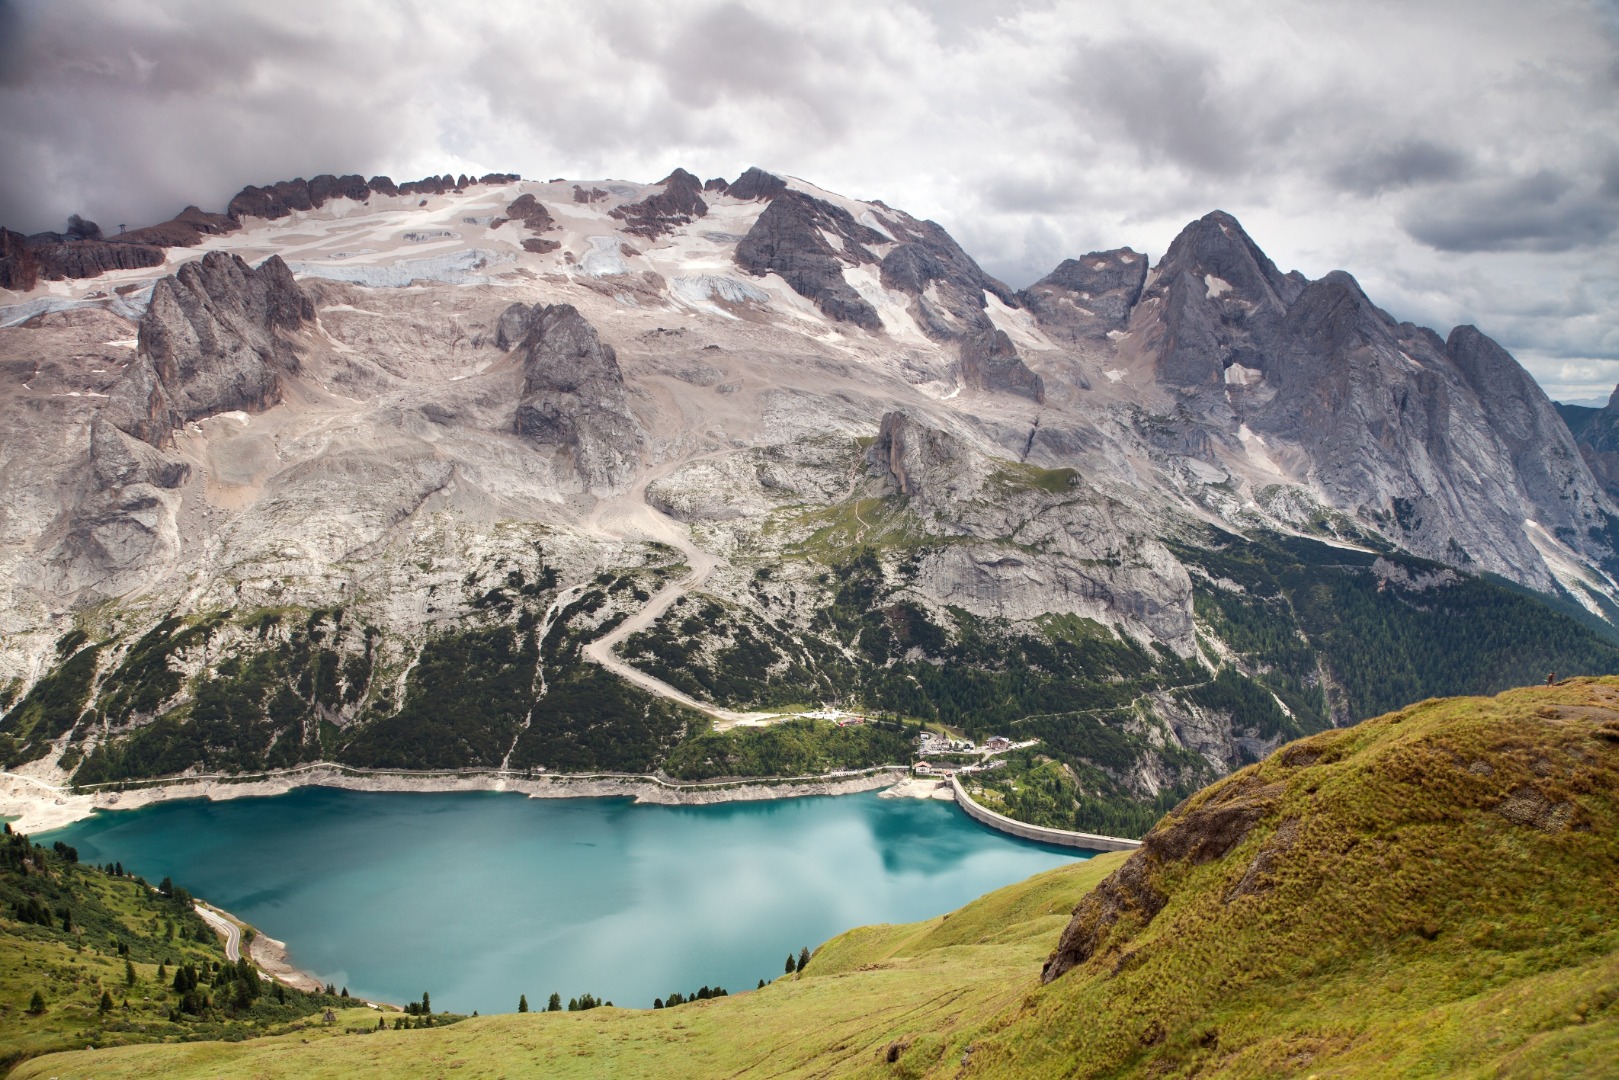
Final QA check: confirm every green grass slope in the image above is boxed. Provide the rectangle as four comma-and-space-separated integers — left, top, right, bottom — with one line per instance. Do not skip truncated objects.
7, 856, 1127, 1079
0, 829, 368, 1072
11, 677, 1619, 1079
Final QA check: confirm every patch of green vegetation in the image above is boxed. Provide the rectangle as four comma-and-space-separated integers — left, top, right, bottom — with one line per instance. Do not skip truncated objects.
990, 461, 1078, 495
662, 718, 915, 781
968, 750, 1200, 838
963, 677, 1619, 1078
73, 609, 376, 785
510, 664, 695, 774
1182, 529, 1619, 723
0, 642, 103, 767
340, 626, 536, 769
0, 826, 362, 1072
95, 613, 229, 727
625, 548, 1216, 834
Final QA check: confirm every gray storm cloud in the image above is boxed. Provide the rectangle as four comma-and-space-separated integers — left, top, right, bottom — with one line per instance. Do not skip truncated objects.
0, 0, 1616, 399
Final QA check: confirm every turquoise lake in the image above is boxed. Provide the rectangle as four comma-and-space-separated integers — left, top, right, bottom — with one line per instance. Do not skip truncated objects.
42, 787, 1083, 1015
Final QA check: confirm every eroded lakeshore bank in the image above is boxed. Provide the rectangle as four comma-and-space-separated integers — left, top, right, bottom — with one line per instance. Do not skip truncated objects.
0, 762, 916, 834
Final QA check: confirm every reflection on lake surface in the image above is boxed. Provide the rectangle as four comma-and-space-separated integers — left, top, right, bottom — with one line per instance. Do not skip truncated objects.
45, 787, 1083, 1014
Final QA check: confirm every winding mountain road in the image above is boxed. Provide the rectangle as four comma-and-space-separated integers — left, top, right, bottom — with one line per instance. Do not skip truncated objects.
195, 904, 242, 962
579, 484, 783, 729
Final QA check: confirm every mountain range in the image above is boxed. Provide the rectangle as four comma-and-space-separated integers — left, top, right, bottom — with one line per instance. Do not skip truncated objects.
4, 165, 1619, 833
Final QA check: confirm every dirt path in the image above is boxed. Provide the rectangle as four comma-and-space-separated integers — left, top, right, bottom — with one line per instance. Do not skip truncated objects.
579, 478, 784, 728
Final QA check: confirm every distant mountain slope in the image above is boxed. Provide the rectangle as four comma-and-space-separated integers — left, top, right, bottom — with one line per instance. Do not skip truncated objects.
4, 167, 1619, 836
14, 677, 1618, 1079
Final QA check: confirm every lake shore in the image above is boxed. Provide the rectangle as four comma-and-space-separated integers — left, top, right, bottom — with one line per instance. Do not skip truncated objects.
0, 762, 917, 834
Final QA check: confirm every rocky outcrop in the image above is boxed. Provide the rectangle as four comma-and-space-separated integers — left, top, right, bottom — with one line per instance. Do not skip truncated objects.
229, 173, 369, 219
1558, 387, 1619, 504
609, 169, 708, 239
504, 193, 555, 233
864, 411, 1194, 645
227, 171, 514, 219
0, 227, 40, 290
1042, 772, 1283, 982
867, 411, 971, 498
959, 326, 1044, 403
512, 304, 643, 489
107, 251, 313, 447
1019, 248, 1148, 340
874, 211, 1020, 341
1124, 211, 1618, 591
504, 194, 561, 253
87, 416, 190, 491
735, 190, 886, 330
727, 166, 789, 201
110, 205, 241, 249
227, 178, 318, 220
28, 239, 166, 281
495, 303, 539, 351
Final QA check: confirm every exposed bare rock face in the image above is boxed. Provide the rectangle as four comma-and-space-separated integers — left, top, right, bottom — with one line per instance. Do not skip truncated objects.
864, 410, 1193, 645
609, 168, 708, 239
876, 213, 1021, 341
513, 303, 643, 490
225, 171, 520, 220
110, 250, 313, 447
726, 166, 788, 201
735, 189, 887, 330
494, 302, 539, 351
1558, 386, 1619, 505
1042, 773, 1283, 982
228, 170, 370, 216
867, 410, 971, 498
505, 193, 555, 233
1125, 210, 1618, 590
28, 239, 166, 281
505, 194, 562, 254
110, 205, 241, 249
0, 228, 39, 290
1019, 247, 1148, 341
51, 417, 193, 594
959, 326, 1045, 403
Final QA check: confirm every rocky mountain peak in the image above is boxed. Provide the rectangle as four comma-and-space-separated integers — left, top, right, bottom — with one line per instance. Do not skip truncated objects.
1561, 381, 1619, 503
734, 189, 888, 331
1020, 247, 1148, 341
727, 166, 789, 201
109, 251, 312, 449
513, 303, 643, 491
608, 168, 709, 239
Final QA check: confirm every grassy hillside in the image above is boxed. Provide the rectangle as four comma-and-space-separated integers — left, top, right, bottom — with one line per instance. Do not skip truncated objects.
0, 828, 367, 1072
11, 676, 1619, 1078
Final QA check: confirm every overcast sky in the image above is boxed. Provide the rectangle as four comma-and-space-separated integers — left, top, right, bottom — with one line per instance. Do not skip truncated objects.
1, 0, 1615, 400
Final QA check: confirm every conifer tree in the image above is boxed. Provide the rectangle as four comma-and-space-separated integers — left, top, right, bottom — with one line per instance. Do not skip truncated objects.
28, 989, 44, 1014
547, 992, 561, 1012
518, 994, 529, 1013
798, 947, 810, 972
